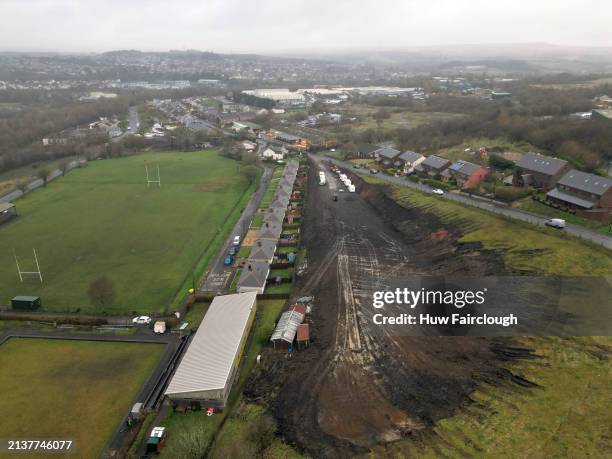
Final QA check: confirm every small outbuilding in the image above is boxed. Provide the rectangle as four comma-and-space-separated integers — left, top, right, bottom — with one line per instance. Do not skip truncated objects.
0, 202, 17, 225
11, 295, 41, 310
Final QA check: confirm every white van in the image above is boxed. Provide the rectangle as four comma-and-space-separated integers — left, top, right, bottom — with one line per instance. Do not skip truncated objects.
233, 235, 241, 245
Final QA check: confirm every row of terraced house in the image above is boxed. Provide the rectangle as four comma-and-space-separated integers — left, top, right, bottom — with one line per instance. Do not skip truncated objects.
236, 160, 303, 294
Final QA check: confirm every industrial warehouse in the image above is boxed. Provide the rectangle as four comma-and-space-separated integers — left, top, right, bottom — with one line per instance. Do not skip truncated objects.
164, 291, 258, 410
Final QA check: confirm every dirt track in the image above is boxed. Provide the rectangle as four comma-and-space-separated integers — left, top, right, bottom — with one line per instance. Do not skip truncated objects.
246, 156, 536, 457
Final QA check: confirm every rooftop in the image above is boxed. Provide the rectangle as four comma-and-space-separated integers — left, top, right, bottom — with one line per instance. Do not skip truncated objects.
238, 261, 270, 289
378, 147, 401, 159
449, 160, 482, 176
165, 292, 257, 396
422, 155, 451, 170
399, 150, 424, 163
516, 153, 568, 176
557, 170, 612, 196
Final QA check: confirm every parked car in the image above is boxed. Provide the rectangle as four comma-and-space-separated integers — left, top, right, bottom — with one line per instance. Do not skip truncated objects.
432, 188, 444, 195
545, 218, 566, 229
332, 195, 338, 201
369, 169, 379, 174
232, 235, 241, 246
132, 316, 152, 325
353, 164, 361, 169
228, 247, 237, 256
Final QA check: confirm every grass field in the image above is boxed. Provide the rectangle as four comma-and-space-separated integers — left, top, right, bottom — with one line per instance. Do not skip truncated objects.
0, 338, 163, 458
374, 336, 612, 458
436, 137, 541, 163
0, 151, 256, 314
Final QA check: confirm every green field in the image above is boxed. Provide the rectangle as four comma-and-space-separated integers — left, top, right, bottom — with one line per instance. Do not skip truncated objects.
0, 151, 256, 314
0, 338, 163, 458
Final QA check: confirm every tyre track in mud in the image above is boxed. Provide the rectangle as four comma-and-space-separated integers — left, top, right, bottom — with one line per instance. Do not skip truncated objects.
248, 155, 535, 458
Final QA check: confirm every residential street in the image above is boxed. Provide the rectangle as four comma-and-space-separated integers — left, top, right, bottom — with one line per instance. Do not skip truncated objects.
325, 156, 612, 249
200, 162, 274, 293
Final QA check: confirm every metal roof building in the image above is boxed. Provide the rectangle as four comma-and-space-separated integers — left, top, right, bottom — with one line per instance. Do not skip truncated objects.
270, 308, 305, 349
165, 292, 257, 409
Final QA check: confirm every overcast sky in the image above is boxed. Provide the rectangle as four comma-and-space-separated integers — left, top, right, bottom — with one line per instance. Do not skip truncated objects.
1, 0, 611, 54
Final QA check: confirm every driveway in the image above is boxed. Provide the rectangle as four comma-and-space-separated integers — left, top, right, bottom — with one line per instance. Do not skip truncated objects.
325, 156, 612, 250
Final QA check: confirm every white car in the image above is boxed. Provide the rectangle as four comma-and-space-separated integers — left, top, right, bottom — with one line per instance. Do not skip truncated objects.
432, 188, 444, 195
132, 316, 152, 325
233, 236, 241, 246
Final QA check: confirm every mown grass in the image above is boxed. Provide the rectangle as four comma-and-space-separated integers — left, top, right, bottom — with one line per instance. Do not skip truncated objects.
0, 150, 254, 314
0, 338, 163, 459
361, 174, 612, 276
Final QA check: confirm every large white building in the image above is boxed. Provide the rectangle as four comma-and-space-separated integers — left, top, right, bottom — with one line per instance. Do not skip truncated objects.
165, 292, 257, 410
243, 89, 305, 105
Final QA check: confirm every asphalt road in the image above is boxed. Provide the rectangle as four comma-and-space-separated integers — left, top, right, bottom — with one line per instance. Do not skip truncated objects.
325, 156, 612, 250
200, 162, 274, 293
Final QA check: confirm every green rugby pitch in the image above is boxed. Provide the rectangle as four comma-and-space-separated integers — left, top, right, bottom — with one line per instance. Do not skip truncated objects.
0, 151, 255, 314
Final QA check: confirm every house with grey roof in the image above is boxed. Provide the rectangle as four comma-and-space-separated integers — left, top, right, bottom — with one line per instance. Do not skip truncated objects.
546, 170, 612, 210
270, 195, 290, 210
352, 143, 380, 159
514, 153, 570, 190
237, 261, 270, 294
447, 160, 489, 189
259, 221, 283, 240
274, 187, 291, 200
421, 155, 452, 178
375, 147, 401, 167
397, 150, 425, 173
248, 239, 277, 264
263, 207, 286, 224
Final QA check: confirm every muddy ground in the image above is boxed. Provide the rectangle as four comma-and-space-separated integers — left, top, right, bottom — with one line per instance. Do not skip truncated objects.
246, 156, 537, 458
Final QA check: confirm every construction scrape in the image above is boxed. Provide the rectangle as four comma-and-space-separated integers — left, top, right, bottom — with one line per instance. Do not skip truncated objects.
246, 157, 538, 457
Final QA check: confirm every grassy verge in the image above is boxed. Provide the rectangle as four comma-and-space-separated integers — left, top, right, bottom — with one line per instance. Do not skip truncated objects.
360, 174, 612, 275
514, 197, 611, 234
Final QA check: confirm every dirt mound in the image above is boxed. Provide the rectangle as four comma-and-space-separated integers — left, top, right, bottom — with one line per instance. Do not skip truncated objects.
245, 158, 536, 458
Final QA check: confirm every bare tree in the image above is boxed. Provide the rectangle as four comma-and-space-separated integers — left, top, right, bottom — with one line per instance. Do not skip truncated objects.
58, 161, 70, 176
36, 168, 51, 186
87, 276, 115, 312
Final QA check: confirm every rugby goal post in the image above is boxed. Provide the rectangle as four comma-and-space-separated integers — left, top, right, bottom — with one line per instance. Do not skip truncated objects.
14, 248, 43, 283
145, 165, 161, 187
